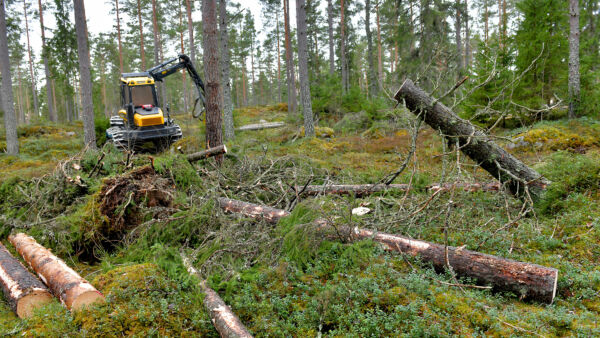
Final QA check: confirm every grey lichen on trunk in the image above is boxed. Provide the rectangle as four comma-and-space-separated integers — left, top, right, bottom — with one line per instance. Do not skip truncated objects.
296, 0, 314, 138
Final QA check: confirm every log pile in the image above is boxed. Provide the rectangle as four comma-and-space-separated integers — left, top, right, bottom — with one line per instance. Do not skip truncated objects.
9, 233, 105, 310
394, 79, 550, 200
187, 144, 228, 163
217, 197, 558, 303
181, 253, 253, 338
0, 242, 53, 318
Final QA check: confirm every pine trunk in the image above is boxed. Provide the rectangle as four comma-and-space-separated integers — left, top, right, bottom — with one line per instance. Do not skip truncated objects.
568, 0, 580, 119
455, 0, 463, 72
23, 0, 38, 117
395, 79, 549, 200
185, 0, 195, 64
9, 233, 105, 310
296, 0, 314, 138
283, 0, 297, 113
376, 2, 383, 90
179, 0, 189, 112
137, 0, 146, 70
151, 0, 166, 105
365, 0, 377, 97
276, 11, 282, 103
202, 0, 223, 163
115, 0, 124, 72
38, 0, 56, 122
327, 0, 334, 75
0, 0, 19, 154
0, 242, 53, 318
219, 0, 234, 140
464, 0, 470, 67
340, 0, 348, 94
74, 0, 96, 149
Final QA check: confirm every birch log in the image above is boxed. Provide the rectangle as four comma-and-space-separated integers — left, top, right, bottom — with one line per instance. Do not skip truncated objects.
0, 242, 53, 318
217, 198, 558, 303
9, 233, 105, 310
181, 253, 253, 338
187, 145, 228, 162
395, 79, 550, 200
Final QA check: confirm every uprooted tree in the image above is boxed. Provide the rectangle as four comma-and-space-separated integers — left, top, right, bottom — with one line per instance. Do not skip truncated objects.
394, 79, 550, 201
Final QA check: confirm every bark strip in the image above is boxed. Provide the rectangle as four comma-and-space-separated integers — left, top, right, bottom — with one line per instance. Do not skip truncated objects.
217, 198, 558, 303
394, 79, 550, 200
181, 253, 253, 338
0, 242, 53, 318
187, 145, 228, 163
8, 233, 105, 310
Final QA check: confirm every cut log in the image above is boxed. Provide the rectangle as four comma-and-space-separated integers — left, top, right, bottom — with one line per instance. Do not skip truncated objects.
217, 198, 558, 303
427, 181, 501, 192
302, 184, 410, 196
236, 122, 285, 131
187, 144, 228, 162
218, 197, 290, 224
0, 242, 53, 318
8, 233, 105, 310
394, 79, 550, 200
181, 253, 253, 338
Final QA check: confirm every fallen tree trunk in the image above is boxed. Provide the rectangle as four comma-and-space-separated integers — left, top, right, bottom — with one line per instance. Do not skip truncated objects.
0, 242, 53, 318
218, 197, 290, 224
181, 253, 253, 338
187, 145, 228, 162
394, 79, 550, 200
9, 233, 105, 310
237, 122, 285, 131
302, 184, 410, 196
427, 182, 501, 192
217, 198, 558, 303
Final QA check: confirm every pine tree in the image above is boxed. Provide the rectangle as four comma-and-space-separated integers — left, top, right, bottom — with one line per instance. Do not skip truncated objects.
0, 0, 19, 154
296, 0, 314, 137
38, 0, 56, 121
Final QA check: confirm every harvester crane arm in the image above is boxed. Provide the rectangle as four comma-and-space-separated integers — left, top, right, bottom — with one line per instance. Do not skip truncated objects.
148, 54, 206, 118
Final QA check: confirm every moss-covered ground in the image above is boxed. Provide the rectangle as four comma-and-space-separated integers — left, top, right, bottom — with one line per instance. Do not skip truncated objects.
1, 106, 599, 336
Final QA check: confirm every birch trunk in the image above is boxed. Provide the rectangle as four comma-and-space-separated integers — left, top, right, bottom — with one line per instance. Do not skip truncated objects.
0, 0, 19, 154
74, 0, 96, 149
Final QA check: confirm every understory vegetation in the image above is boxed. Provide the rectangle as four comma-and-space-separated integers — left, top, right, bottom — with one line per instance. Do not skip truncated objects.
1, 105, 600, 336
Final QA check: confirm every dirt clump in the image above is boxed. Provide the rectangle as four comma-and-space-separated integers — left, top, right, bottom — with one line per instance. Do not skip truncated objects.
98, 165, 174, 237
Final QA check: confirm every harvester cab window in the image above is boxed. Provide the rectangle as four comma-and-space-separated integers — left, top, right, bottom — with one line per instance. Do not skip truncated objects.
131, 85, 156, 107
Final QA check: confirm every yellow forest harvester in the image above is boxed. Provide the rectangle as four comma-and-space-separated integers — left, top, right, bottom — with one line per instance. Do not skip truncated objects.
106, 54, 206, 150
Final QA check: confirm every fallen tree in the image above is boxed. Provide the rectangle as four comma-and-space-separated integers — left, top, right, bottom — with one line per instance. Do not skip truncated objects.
187, 145, 228, 163
237, 122, 285, 131
181, 253, 253, 338
9, 233, 105, 310
217, 197, 558, 303
301, 184, 409, 196
427, 182, 501, 192
0, 242, 53, 318
394, 79, 550, 200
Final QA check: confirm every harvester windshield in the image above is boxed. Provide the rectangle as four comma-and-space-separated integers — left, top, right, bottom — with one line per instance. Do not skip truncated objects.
130, 85, 157, 107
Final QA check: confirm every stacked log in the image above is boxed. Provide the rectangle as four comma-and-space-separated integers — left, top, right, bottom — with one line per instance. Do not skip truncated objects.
187, 144, 228, 163
181, 253, 253, 338
394, 79, 550, 200
217, 197, 558, 303
0, 242, 53, 318
9, 233, 105, 310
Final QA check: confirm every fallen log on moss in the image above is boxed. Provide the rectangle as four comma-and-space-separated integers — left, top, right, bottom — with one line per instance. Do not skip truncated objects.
217, 198, 558, 303
237, 122, 285, 131
187, 145, 228, 162
181, 253, 253, 338
302, 184, 410, 196
394, 79, 550, 200
0, 242, 53, 318
8, 233, 105, 310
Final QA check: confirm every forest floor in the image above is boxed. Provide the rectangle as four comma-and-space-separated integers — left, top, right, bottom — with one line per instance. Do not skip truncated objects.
1, 105, 600, 336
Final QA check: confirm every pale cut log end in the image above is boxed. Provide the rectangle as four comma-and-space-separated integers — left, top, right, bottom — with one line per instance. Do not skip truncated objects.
71, 290, 105, 311
551, 269, 558, 304
222, 144, 228, 154
394, 78, 414, 101
16, 289, 53, 318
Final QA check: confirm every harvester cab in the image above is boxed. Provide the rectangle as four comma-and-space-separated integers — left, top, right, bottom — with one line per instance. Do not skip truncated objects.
106, 54, 206, 150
